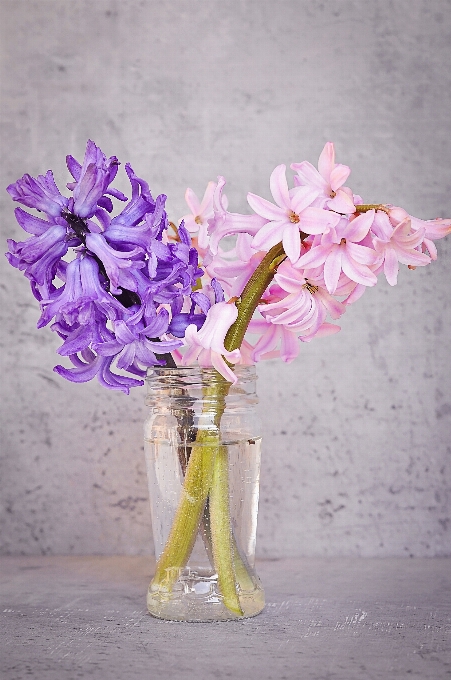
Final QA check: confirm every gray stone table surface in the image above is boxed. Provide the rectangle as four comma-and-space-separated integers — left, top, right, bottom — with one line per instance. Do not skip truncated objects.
1, 556, 450, 680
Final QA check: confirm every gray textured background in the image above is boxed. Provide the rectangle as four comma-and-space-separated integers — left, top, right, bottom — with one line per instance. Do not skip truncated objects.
1, 0, 450, 558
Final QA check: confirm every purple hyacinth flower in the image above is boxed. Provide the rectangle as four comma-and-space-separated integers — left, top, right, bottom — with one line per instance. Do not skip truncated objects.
93, 307, 181, 373
85, 232, 145, 295
6, 224, 68, 287
7, 170, 69, 218
38, 255, 127, 329
54, 352, 144, 394
66, 140, 128, 219
6, 139, 208, 392
106, 164, 155, 229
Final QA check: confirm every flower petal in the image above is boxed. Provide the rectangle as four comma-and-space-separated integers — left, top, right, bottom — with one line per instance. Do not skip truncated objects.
323, 246, 342, 294
247, 193, 285, 222
269, 165, 291, 211
282, 224, 301, 263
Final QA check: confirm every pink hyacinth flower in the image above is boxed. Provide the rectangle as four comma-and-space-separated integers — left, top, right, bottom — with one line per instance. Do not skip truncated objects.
208, 177, 267, 257
371, 212, 431, 285
182, 181, 217, 250
389, 206, 451, 260
210, 233, 266, 298
248, 164, 340, 263
263, 260, 346, 328
181, 301, 241, 383
295, 211, 379, 294
247, 318, 301, 363
291, 141, 356, 214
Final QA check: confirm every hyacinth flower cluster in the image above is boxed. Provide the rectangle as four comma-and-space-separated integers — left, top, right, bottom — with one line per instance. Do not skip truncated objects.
5, 140, 222, 393
179, 142, 451, 375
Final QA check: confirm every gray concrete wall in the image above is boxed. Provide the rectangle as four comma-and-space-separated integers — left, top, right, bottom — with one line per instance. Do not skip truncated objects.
1, 0, 450, 557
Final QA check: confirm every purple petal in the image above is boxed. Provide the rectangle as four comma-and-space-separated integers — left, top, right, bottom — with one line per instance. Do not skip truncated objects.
66, 154, 82, 181
14, 207, 56, 235
54, 354, 102, 383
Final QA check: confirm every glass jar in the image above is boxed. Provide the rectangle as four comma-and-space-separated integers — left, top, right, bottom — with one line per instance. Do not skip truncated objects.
144, 365, 264, 621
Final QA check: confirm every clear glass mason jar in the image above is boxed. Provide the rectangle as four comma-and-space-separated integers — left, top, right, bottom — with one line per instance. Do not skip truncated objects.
144, 365, 265, 621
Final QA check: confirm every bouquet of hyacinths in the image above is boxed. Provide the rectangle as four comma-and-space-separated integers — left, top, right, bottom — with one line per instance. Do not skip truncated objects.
6, 140, 451, 617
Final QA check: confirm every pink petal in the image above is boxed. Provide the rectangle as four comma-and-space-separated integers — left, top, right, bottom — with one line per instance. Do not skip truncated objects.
211, 352, 239, 383
371, 212, 393, 240
290, 161, 327, 192
323, 246, 342, 294
252, 323, 278, 362
181, 326, 202, 365
300, 322, 341, 342
198, 181, 217, 214
184, 188, 201, 216
282, 224, 301, 263
279, 327, 299, 362
286, 302, 320, 332
182, 214, 200, 233
247, 192, 285, 221
269, 165, 291, 211
316, 289, 345, 319
296, 244, 328, 269
209, 212, 267, 255
329, 164, 351, 191
326, 190, 355, 214
274, 268, 305, 293
341, 250, 377, 287
320, 225, 340, 247
299, 207, 340, 234
422, 218, 451, 240
197, 221, 210, 250
235, 232, 255, 261
197, 301, 238, 351
388, 206, 409, 225
393, 244, 430, 267
291, 186, 320, 214
247, 319, 272, 334
318, 142, 335, 181
345, 210, 375, 243
391, 216, 412, 239
252, 219, 286, 252
343, 282, 367, 305
383, 246, 399, 286
423, 238, 437, 260
346, 242, 378, 265
396, 230, 425, 248
267, 293, 311, 325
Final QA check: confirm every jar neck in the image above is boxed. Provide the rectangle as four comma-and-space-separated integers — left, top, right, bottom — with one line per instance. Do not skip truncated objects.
145, 366, 258, 408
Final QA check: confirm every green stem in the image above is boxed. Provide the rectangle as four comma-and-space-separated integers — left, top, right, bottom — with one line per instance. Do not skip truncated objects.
201, 503, 255, 592
204, 241, 291, 611
224, 242, 286, 353
151, 430, 217, 590
209, 445, 243, 616
151, 379, 228, 593
355, 203, 390, 214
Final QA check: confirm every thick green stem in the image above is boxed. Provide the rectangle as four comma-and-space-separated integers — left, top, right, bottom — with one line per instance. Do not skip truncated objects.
151, 429, 219, 590
209, 445, 243, 616
151, 379, 228, 592
224, 242, 286, 353
201, 503, 255, 592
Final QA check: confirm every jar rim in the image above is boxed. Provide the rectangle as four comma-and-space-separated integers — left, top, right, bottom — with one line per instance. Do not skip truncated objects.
145, 364, 257, 385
